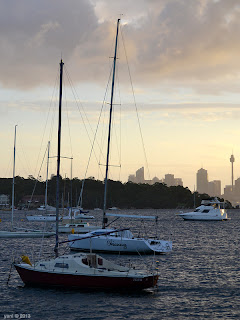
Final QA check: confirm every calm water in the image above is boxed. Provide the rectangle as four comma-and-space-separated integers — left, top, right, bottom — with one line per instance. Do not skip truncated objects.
0, 209, 239, 320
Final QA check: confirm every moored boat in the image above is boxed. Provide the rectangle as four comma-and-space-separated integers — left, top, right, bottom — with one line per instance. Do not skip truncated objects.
55, 222, 99, 234
0, 230, 54, 238
177, 198, 230, 221
69, 228, 172, 254
14, 252, 158, 290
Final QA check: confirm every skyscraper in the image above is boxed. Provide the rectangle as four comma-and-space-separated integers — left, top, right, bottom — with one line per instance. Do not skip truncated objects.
196, 168, 208, 194
208, 180, 221, 197
135, 167, 145, 183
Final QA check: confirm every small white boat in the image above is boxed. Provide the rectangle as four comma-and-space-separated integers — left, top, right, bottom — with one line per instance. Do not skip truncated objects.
68, 228, 172, 254
0, 230, 54, 238
26, 209, 94, 222
37, 205, 56, 212
56, 222, 99, 234
14, 252, 158, 290
72, 209, 95, 220
26, 213, 62, 222
178, 198, 230, 221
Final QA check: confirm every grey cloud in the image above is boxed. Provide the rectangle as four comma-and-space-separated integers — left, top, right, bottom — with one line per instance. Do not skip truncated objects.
0, 0, 98, 88
1, 0, 240, 93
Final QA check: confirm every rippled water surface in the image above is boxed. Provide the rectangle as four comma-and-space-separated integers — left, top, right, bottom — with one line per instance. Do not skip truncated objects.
0, 209, 239, 319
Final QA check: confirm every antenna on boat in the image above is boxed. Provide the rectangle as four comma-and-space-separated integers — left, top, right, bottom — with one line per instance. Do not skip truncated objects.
54, 59, 64, 258
102, 18, 120, 229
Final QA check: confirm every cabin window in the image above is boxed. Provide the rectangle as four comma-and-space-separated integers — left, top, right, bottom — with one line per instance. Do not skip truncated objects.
194, 209, 200, 212
54, 263, 69, 269
98, 258, 103, 265
202, 209, 209, 213
93, 231, 105, 235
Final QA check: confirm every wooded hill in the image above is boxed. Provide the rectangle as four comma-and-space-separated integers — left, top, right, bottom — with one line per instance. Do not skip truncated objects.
0, 176, 227, 209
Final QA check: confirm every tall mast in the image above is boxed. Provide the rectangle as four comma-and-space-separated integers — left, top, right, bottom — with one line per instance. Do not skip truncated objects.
45, 141, 50, 213
102, 19, 120, 228
54, 59, 64, 258
11, 125, 17, 231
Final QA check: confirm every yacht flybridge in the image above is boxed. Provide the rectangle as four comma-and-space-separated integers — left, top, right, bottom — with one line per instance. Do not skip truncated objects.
178, 198, 230, 221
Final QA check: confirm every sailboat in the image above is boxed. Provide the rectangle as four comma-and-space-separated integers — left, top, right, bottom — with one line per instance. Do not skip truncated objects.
14, 56, 159, 290
68, 19, 172, 254
0, 126, 54, 238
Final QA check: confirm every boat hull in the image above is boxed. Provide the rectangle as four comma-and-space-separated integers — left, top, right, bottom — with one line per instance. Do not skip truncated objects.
14, 264, 158, 290
58, 226, 99, 233
0, 231, 55, 238
68, 235, 172, 254
26, 216, 64, 222
178, 214, 229, 221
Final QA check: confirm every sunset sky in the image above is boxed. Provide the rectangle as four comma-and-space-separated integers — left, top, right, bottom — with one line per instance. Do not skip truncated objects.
1, 0, 240, 192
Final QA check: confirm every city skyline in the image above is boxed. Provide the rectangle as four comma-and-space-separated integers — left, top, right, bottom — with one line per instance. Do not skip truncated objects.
1, 1, 240, 192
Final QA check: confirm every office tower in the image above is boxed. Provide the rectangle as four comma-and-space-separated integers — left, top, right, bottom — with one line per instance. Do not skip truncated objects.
208, 180, 221, 197
164, 174, 175, 187
174, 178, 183, 186
128, 174, 136, 183
196, 168, 208, 194
136, 167, 145, 183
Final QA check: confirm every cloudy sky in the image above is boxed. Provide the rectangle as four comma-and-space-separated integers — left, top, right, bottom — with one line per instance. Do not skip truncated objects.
1, 0, 240, 192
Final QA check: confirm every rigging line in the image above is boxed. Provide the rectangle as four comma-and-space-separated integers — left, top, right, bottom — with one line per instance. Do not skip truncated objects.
63, 76, 73, 158
77, 67, 114, 208
64, 65, 113, 179
4, 154, 12, 178
115, 62, 122, 180
64, 67, 105, 180
111, 63, 121, 166
27, 143, 49, 210
98, 99, 110, 178
33, 69, 59, 178
120, 27, 151, 181
48, 83, 59, 146
17, 129, 33, 176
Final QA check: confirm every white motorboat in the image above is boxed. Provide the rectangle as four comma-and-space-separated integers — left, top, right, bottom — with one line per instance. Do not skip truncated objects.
68, 227, 172, 254
177, 198, 230, 221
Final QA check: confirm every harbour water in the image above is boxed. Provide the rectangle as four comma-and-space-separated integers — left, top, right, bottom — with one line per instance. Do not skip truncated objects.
0, 209, 239, 320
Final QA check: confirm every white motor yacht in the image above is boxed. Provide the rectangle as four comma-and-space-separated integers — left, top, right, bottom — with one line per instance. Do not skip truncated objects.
177, 198, 230, 221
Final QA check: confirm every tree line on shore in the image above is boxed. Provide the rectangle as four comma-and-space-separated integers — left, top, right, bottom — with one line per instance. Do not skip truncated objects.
0, 175, 230, 209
